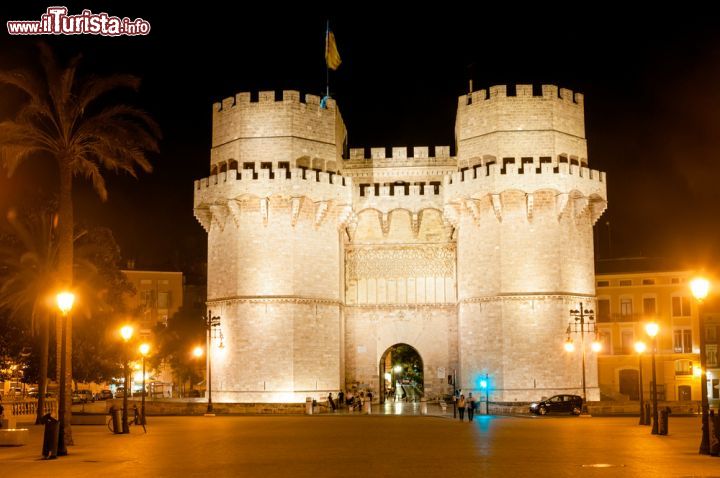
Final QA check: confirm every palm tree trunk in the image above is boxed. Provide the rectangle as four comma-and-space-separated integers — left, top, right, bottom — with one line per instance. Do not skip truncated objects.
35, 311, 49, 424
55, 313, 61, 383
57, 162, 74, 446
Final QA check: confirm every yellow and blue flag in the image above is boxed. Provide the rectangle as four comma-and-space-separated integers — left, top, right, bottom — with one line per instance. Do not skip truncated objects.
325, 28, 341, 70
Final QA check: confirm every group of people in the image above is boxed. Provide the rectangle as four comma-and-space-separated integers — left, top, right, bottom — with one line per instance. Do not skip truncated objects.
327, 390, 373, 412
455, 392, 478, 422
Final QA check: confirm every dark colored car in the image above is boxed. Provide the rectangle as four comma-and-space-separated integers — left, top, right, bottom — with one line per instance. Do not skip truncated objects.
96, 389, 113, 400
529, 394, 583, 415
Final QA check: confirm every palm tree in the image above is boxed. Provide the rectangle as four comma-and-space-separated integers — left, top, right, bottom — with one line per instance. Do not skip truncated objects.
0, 43, 160, 445
0, 207, 56, 424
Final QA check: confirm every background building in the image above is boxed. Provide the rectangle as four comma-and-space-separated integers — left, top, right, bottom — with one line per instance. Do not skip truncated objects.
595, 266, 718, 407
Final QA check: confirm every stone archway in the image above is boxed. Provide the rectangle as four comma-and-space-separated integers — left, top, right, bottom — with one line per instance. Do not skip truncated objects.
379, 343, 424, 404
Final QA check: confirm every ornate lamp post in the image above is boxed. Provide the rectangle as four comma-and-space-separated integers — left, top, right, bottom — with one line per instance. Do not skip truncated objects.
138, 343, 150, 426
203, 310, 221, 415
565, 302, 600, 411
646, 322, 660, 435
690, 277, 711, 455
55, 291, 74, 456
635, 341, 647, 425
119, 325, 134, 434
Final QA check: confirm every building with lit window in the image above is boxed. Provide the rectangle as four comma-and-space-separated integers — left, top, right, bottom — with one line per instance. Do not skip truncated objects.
595, 268, 719, 406
122, 268, 183, 338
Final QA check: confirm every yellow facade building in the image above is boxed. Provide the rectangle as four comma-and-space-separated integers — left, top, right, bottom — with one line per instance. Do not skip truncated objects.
122, 269, 183, 338
595, 270, 719, 406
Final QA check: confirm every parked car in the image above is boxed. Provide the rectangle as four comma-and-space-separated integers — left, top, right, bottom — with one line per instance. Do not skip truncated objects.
529, 394, 583, 416
72, 390, 94, 404
95, 389, 113, 400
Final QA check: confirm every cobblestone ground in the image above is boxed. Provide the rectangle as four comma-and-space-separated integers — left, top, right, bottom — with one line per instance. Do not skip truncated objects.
1, 415, 718, 477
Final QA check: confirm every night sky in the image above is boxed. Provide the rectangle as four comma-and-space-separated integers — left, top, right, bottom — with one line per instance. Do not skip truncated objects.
1, 5, 720, 276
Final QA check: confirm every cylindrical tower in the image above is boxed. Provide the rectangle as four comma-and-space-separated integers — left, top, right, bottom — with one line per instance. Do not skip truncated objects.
194, 91, 351, 402
446, 84, 608, 401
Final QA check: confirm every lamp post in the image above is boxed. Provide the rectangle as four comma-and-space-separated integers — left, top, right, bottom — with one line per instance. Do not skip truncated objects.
203, 310, 221, 415
480, 374, 489, 415
646, 322, 659, 435
55, 291, 74, 456
566, 302, 599, 411
635, 341, 647, 425
119, 325, 134, 434
138, 343, 150, 426
690, 277, 711, 455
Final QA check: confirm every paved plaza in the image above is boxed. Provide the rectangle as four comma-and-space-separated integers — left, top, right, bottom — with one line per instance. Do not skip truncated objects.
1, 415, 719, 477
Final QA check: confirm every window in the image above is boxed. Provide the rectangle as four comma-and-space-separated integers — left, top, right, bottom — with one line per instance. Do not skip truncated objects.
672, 296, 691, 317
597, 280, 610, 287
671, 278, 680, 284
675, 359, 693, 375
597, 299, 610, 322
157, 291, 170, 309
621, 330, 634, 355
643, 297, 656, 315
673, 328, 692, 353
642, 279, 656, 285
620, 298, 633, 318
678, 385, 692, 401
619, 279, 632, 286
141, 290, 154, 309
707, 326, 717, 343
599, 330, 612, 354
707, 345, 718, 367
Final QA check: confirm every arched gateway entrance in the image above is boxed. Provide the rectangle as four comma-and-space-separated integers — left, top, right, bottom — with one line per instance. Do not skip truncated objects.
379, 344, 424, 404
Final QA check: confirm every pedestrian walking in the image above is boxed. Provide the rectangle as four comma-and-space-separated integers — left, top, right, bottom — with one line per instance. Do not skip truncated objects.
328, 392, 336, 411
458, 394, 466, 421
338, 390, 344, 409
467, 393, 476, 421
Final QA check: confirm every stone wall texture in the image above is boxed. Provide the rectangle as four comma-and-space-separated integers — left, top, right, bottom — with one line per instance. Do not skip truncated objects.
195, 85, 608, 403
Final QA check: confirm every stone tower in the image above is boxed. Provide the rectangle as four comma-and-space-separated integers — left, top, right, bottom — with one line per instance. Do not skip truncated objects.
194, 85, 607, 404
194, 91, 351, 402
446, 85, 607, 400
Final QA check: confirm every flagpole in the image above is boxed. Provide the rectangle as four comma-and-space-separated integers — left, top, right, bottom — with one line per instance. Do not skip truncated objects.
325, 19, 330, 99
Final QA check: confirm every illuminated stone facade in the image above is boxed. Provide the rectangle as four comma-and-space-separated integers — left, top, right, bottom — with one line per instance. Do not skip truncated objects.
194, 85, 607, 402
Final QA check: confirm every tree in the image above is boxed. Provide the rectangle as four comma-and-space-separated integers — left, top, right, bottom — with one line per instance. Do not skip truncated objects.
0, 205, 135, 422
0, 43, 160, 444
153, 303, 206, 396
0, 205, 58, 422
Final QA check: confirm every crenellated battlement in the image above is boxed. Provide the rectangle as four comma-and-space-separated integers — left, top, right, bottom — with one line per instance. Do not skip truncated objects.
213, 90, 336, 113
457, 84, 583, 108
194, 167, 352, 206
444, 159, 606, 208
347, 146, 451, 161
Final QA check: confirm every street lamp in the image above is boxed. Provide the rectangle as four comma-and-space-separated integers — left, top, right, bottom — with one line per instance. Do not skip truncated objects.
480, 374, 489, 415
138, 343, 150, 426
690, 277, 711, 455
646, 322, 659, 435
566, 302, 598, 411
119, 325, 134, 434
55, 291, 74, 456
635, 341, 647, 425
203, 310, 221, 416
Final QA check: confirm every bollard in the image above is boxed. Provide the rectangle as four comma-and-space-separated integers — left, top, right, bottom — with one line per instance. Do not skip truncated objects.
658, 407, 670, 435
710, 411, 720, 456
305, 397, 313, 415
420, 398, 427, 415
41, 414, 59, 459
